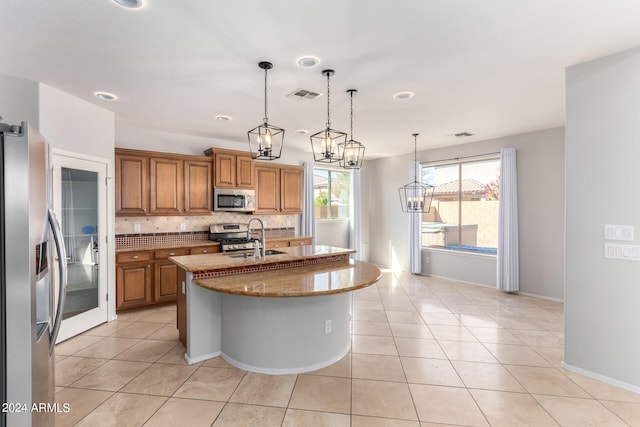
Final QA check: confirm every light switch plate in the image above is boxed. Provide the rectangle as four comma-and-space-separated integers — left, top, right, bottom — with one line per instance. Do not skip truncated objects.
604, 225, 634, 241
604, 243, 640, 260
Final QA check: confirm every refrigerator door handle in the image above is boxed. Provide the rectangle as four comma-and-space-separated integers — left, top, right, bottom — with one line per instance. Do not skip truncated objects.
48, 208, 67, 349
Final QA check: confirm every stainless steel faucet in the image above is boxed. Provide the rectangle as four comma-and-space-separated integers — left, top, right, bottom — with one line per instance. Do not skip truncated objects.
247, 217, 266, 259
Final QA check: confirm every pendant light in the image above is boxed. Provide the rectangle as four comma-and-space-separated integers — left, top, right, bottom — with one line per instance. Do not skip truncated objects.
398, 133, 434, 213
338, 89, 365, 169
310, 69, 347, 163
247, 61, 284, 160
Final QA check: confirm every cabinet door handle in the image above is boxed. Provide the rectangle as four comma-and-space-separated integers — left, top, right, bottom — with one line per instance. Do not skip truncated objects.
131, 255, 139, 259
147, 265, 150, 268
202, 250, 208, 253
169, 252, 175, 256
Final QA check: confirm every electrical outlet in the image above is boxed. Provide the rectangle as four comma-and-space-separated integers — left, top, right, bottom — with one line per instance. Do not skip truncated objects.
424, 256, 430, 264
133, 223, 141, 233
180, 223, 186, 231
324, 320, 332, 334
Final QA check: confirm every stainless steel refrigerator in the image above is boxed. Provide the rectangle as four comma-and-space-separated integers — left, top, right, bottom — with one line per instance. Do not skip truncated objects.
1, 120, 67, 427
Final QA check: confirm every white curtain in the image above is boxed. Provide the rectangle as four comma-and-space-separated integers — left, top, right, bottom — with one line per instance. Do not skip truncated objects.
349, 168, 362, 260
497, 147, 519, 292
301, 161, 316, 240
409, 161, 422, 274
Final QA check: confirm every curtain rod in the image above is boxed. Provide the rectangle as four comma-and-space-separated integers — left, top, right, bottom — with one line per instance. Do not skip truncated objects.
422, 151, 501, 165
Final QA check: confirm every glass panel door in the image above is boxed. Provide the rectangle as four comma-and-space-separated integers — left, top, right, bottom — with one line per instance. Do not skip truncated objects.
53, 154, 109, 342
61, 167, 99, 319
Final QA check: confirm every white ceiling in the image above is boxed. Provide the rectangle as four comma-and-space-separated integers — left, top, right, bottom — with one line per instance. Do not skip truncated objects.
2, 1, 640, 159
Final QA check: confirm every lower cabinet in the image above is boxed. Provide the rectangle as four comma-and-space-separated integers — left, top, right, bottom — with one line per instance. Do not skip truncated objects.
116, 250, 153, 310
116, 245, 219, 311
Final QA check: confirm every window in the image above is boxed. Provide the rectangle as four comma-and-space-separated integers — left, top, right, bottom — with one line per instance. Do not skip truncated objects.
421, 157, 500, 255
314, 168, 350, 219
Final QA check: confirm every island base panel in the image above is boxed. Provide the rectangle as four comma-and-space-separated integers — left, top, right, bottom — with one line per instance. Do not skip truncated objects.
220, 292, 351, 375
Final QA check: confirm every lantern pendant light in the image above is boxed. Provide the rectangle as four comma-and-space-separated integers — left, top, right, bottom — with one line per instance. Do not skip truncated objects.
310, 69, 347, 163
398, 133, 434, 213
338, 89, 365, 169
247, 61, 284, 160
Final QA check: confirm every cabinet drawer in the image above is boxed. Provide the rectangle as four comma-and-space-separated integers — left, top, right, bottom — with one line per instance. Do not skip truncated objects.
289, 238, 312, 247
189, 245, 219, 255
265, 240, 287, 249
154, 247, 188, 260
116, 250, 152, 264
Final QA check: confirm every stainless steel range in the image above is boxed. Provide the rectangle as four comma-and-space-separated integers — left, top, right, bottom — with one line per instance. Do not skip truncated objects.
209, 223, 259, 252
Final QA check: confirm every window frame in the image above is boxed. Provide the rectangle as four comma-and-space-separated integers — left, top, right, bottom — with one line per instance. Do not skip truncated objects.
313, 166, 352, 221
421, 154, 500, 256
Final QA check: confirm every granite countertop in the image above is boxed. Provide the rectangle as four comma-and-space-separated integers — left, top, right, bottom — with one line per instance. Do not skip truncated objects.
169, 245, 355, 272
116, 241, 220, 253
194, 259, 382, 297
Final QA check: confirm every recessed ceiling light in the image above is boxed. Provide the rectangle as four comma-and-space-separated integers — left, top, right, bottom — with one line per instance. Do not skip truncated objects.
94, 91, 118, 101
294, 129, 309, 135
215, 115, 232, 121
113, 0, 144, 9
393, 91, 414, 100
296, 56, 320, 68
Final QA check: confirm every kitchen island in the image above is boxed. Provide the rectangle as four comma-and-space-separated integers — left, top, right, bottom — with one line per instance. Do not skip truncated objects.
170, 246, 381, 374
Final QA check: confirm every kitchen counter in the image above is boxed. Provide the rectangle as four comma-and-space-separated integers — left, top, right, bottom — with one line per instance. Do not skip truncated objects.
173, 245, 381, 374
193, 259, 380, 297
170, 245, 354, 272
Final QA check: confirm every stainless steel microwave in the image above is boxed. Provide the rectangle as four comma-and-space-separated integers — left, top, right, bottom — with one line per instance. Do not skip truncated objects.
213, 188, 256, 212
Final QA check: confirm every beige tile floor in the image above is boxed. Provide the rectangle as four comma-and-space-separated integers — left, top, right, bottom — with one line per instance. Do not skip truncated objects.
54, 271, 640, 426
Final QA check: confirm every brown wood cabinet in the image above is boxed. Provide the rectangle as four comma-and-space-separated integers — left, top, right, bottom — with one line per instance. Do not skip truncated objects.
255, 164, 280, 213
116, 245, 220, 311
280, 166, 303, 214
254, 164, 303, 214
115, 152, 149, 215
184, 159, 212, 213
116, 250, 153, 310
206, 148, 255, 189
153, 248, 188, 303
265, 237, 313, 249
150, 157, 183, 215
115, 148, 212, 216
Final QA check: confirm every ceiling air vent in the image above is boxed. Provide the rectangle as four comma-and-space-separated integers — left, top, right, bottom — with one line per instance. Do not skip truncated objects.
287, 89, 321, 100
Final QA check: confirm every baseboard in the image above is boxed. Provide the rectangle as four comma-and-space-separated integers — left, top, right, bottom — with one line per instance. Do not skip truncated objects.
184, 350, 221, 365
561, 361, 640, 394
220, 344, 351, 375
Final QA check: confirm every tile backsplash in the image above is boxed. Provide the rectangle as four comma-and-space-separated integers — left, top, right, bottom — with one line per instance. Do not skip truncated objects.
115, 212, 299, 235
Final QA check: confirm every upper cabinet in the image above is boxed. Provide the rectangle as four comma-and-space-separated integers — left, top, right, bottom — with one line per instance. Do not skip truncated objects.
254, 163, 303, 214
150, 157, 183, 215
115, 152, 149, 215
184, 159, 213, 214
115, 148, 212, 216
205, 148, 255, 189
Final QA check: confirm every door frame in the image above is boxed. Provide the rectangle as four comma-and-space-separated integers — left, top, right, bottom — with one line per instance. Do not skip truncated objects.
52, 149, 115, 342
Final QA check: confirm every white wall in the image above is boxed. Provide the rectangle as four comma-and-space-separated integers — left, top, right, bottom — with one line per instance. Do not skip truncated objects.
0, 75, 39, 126
315, 220, 350, 248
39, 84, 115, 160
367, 128, 565, 300
565, 47, 640, 389
116, 124, 309, 165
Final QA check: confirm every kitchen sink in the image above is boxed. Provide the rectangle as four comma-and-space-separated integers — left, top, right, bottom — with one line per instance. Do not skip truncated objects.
226, 249, 286, 258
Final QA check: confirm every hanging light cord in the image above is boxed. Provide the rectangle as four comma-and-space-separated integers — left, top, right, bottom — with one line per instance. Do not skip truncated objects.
349, 91, 354, 140
326, 72, 331, 128
263, 67, 268, 124
414, 133, 419, 181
